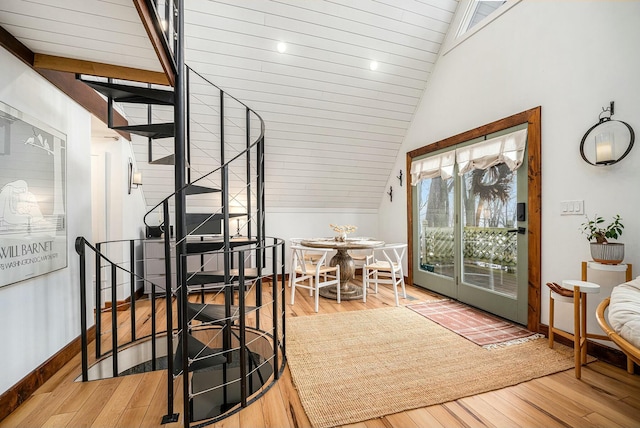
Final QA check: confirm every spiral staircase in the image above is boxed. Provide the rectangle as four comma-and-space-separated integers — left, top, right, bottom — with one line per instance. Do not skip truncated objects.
74, 1, 285, 426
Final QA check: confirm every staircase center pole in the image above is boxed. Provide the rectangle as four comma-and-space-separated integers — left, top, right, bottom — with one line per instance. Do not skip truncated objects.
172, 0, 188, 425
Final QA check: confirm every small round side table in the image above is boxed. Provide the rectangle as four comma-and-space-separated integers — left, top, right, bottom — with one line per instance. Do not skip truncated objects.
548, 280, 606, 379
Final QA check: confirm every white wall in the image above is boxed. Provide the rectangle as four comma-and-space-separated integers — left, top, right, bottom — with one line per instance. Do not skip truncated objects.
0, 47, 92, 393
266, 208, 378, 270
91, 137, 148, 301
378, 1, 640, 326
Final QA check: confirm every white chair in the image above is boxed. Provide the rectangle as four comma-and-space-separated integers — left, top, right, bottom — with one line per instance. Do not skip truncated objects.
363, 244, 407, 306
348, 248, 373, 278
290, 245, 341, 312
288, 238, 324, 288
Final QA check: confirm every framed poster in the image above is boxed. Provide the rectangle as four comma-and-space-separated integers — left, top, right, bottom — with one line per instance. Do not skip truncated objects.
0, 101, 67, 288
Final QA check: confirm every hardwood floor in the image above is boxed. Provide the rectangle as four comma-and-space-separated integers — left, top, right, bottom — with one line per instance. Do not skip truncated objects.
2, 279, 640, 427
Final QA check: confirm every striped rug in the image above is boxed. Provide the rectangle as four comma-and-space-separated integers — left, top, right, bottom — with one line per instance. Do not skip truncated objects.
408, 299, 543, 348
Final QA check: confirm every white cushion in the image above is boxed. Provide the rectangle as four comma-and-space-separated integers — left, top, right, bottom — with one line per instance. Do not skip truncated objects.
608, 278, 640, 349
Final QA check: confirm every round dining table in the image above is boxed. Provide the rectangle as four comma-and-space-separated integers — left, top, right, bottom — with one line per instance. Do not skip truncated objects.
300, 237, 384, 300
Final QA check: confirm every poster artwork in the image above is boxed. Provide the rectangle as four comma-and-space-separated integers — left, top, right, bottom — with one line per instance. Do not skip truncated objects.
0, 102, 67, 288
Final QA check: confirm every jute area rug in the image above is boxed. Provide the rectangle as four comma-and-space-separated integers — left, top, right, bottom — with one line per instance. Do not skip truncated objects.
286, 307, 578, 428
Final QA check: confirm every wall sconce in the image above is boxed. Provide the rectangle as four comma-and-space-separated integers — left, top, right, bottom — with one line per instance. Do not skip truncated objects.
128, 158, 142, 194
580, 101, 635, 166
397, 170, 403, 186
387, 185, 393, 202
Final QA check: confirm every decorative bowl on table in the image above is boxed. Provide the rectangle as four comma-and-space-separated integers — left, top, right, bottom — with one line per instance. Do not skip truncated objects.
330, 224, 357, 242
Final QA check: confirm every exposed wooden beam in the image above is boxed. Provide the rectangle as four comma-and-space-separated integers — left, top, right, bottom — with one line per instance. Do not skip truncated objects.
0, 25, 34, 66
34, 54, 170, 86
132, 0, 176, 87
0, 24, 130, 139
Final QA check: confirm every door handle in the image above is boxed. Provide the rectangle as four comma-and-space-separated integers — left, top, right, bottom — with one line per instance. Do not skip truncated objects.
507, 227, 526, 235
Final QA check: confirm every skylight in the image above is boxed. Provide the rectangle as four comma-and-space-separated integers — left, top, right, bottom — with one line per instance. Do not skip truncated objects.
457, 1, 506, 37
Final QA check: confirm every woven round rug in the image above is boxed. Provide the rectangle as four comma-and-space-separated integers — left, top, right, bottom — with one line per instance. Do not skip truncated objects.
286, 306, 580, 428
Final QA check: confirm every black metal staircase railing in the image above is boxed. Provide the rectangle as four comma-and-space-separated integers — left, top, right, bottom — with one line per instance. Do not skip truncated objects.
75, 55, 282, 428
74, 236, 170, 379
73, 0, 288, 425
74, 235, 286, 424
76, 4, 286, 426
150, 0, 178, 64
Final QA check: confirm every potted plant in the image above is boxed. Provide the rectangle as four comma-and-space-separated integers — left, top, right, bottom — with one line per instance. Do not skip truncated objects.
580, 214, 624, 264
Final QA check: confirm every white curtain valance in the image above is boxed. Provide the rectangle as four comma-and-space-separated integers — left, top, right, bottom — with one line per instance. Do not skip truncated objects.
410, 151, 456, 186
456, 128, 528, 175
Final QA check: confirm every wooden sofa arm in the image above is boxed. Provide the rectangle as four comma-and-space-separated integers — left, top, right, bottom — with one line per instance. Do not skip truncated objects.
596, 297, 640, 374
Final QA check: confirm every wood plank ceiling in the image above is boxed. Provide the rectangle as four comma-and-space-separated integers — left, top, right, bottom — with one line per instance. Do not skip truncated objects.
0, 0, 162, 72
0, 0, 458, 210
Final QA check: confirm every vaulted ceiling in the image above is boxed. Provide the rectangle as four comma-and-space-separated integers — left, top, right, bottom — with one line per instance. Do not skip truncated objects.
0, 0, 459, 210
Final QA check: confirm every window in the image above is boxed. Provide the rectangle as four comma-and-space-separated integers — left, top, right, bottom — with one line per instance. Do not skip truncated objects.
457, 1, 506, 37
441, 0, 521, 55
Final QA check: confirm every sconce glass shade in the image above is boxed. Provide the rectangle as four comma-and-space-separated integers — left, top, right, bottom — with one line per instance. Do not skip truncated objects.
595, 132, 615, 165
128, 159, 142, 194
132, 171, 143, 186
580, 119, 634, 166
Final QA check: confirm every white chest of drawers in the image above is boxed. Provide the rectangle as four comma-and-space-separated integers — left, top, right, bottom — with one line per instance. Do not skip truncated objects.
143, 239, 176, 294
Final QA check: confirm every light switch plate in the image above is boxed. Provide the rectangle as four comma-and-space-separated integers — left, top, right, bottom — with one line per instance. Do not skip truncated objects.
561, 200, 584, 216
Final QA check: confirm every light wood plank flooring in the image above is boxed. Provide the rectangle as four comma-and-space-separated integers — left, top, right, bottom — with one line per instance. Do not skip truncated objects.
2, 278, 640, 427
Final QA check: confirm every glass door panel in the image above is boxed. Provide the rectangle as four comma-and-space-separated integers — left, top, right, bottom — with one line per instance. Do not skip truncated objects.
457, 155, 528, 323
461, 164, 518, 298
414, 175, 456, 297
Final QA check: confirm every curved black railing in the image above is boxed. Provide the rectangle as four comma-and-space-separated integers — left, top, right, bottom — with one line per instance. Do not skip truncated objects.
137, 62, 268, 425
75, 236, 286, 425
142, 65, 265, 236
75, 0, 278, 424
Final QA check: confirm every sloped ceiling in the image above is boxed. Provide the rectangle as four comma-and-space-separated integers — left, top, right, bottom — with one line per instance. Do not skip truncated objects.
0, 0, 161, 72
0, 0, 459, 210
183, 0, 457, 209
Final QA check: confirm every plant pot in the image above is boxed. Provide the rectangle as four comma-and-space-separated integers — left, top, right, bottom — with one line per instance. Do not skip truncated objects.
590, 242, 624, 265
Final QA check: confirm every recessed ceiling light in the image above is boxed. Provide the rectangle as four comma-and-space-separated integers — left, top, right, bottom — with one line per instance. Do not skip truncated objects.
277, 42, 287, 53
369, 61, 378, 71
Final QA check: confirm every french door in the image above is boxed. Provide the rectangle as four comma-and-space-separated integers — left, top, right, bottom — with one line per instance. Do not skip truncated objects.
412, 125, 529, 324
